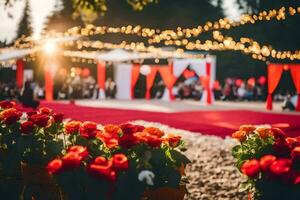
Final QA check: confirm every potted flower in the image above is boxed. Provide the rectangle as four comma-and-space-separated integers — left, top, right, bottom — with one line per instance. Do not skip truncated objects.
47, 122, 190, 200
232, 125, 300, 200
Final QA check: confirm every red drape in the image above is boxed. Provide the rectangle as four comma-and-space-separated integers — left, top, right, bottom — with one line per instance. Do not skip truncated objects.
16, 59, 24, 89
157, 65, 176, 100
130, 64, 140, 99
266, 64, 284, 110
97, 61, 106, 90
146, 67, 158, 99
206, 62, 212, 104
290, 64, 300, 111
45, 69, 53, 101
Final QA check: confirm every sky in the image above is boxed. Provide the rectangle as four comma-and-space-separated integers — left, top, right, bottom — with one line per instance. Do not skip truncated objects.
0, 0, 245, 44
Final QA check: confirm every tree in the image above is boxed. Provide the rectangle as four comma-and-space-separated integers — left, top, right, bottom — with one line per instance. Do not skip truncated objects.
16, 0, 31, 38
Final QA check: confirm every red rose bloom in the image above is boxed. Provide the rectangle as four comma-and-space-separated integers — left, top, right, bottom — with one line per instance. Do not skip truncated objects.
0, 100, 14, 109
26, 111, 37, 117
164, 134, 181, 148
112, 154, 129, 171
271, 128, 286, 140
145, 135, 162, 148
270, 158, 292, 176
259, 155, 276, 171
21, 121, 34, 134
0, 108, 22, 125
281, 170, 300, 185
291, 147, 300, 161
286, 137, 300, 149
143, 127, 164, 138
67, 145, 89, 158
64, 121, 81, 134
46, 159, 63, 175
62, 152, 83, 168
119, 134, 139, 148
241, 159, 261, 178
52, 113, 64, 123
88, 156, 116, 182
80, 121, 98, 139
29, 114, 49, 127
273, 139, 291, 156
39, 107, 53, 115
104, 124, 122, 137
119, 123, 145, 135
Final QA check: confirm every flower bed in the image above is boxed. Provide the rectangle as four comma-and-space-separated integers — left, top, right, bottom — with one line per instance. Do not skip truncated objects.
0, 100, 190, 200
232, 125, 300, 200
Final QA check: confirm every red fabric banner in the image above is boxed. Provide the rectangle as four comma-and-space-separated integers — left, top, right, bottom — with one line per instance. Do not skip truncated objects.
266, 64, 284, 110
16, 59, 24, 89
206, 62, 212, 104
130, 64, 140, 99
97, 61, 106, 90
157, 65, 176, 100
145, 67, 158, 99
45, 69, 53, 101
290, 64, 300, 111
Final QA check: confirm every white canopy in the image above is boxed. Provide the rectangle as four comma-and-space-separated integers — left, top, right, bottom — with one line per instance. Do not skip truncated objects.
0, 48, 35, 61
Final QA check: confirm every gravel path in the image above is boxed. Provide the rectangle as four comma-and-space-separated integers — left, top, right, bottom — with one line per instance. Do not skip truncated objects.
131, 120, 248, 200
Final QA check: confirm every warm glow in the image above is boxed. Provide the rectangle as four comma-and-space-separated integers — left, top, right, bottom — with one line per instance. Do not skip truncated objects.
43, 40, 57, 55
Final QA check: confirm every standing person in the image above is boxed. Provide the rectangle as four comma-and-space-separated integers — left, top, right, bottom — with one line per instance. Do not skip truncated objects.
105, 78, 116, 99
20, 81, 40, 109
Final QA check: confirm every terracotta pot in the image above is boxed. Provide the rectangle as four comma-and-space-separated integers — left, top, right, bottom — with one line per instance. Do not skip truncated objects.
20, 162, 54, 185
142, 185, 187, 200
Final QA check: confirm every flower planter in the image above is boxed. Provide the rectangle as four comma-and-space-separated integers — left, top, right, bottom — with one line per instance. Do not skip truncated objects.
142, 185, 187, 200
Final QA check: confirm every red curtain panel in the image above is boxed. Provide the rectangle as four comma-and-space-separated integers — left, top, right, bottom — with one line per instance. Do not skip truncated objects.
97, 61, 106, 90
16, 59, 24, 89
157, 65, 176, 100
266, 64, 284, 110
45, 69, 53, 101
145, 67, 158, 99
206, 62, 212, 104
290, 64, 300, 111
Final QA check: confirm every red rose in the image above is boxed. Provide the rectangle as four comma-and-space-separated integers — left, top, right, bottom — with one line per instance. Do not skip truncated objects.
259, 155, 276, 171
62, 152, 83, 168
52, 113, 64, 123
46, 159, 63, 175
80, 121, 98, 139
67, 145, 89, 158
0, 100, 14, 109
119, 123, 145, 135
270, 158, 292, 176
281, 170, 300, 184
39, 107, 53, 115
273, 139, 291, 156
104, 124, 122, 137
164, 134, 181, 148
241, 159, 261, 178
64, 121, 81, 134
145, 134, 162, 148
271, 128, 286, 140
143, 127, 164, 138
29, 114, 49, 127
26, 111, 36, 117
112, 154, 129, 171
291, 147, 300, 161
0, 108, 22, 125
119, 134, 139, 148
21, 121, 34, 134
88, 156, 116, 182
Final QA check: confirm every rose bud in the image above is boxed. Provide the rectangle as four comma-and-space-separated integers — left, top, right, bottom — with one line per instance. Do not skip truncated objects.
46, 159, 63, 175
39, 107, 53, 115
67, 145, 89, 158
52, 113, 64, 123
88, 156, 114, 178
112, 154, 129, 171
291, 147, 300, 161
239, 125, 256, 132
270, 158, 292, 176
241, 159, 261, 178
256, 127, 272, 139
62, 152, 83, 168
0, 100, 14, 109
21, 121, 34, 134
232, 130, 247, 142
119, 134, 139, 149
259, 155, 276, 171
79, 121, 98, 139
119, 123, 145, 135
164, 133, 181, 148
29, 114, 49, 127
143, 127, 164, 138
64, 121, 81, 134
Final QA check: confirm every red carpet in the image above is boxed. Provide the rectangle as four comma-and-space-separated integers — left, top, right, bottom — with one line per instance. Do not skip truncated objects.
18, 101, 300, 137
